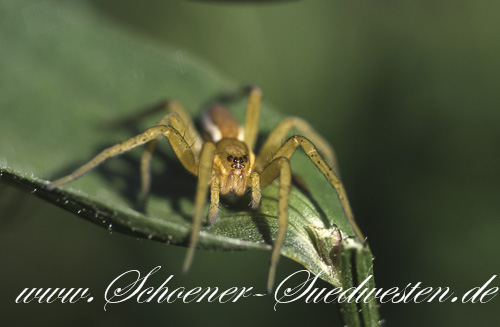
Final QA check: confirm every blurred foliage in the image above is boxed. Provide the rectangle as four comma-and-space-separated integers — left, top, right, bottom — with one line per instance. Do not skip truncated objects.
1, 0, 500, 326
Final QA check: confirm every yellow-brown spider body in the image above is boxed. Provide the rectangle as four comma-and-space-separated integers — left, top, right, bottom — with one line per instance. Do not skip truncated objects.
213, 138, 253, 197
203, 104, 254, 197
47, 86, 363, 292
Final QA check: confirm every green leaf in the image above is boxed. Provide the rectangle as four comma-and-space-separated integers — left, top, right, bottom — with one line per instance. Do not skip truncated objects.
0, 0, 372, 302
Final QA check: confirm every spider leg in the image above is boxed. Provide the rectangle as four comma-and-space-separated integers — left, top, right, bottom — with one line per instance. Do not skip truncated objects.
111, 100, 202, 155
255, 117, 339, 175
139, 110, 200, 209
270, 135, 364, 242
207, 178, 220, 225
183, 141, 216, 273
47, 125, 197, 190
250, 171, 262, 209
159, 100, 202, 156
259, 157, 292, 293
243, 86, 262, 151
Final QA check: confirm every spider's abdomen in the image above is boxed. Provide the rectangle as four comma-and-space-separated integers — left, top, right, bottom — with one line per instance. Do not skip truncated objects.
202, 104, 243, 142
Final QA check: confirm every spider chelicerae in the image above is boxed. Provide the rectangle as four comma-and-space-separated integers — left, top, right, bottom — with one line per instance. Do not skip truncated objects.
47, 86, 363, 291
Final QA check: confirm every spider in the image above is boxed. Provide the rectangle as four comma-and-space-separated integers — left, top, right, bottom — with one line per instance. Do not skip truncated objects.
47, 86, 364, 292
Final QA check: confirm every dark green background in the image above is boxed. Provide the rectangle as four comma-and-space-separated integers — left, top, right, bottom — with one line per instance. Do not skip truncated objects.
1, 0, 499, 326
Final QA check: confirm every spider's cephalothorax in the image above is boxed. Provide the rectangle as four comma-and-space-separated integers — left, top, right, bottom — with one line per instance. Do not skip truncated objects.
213, 138, 253, 196
47, 86, 363, 292
203, 104, 255, 196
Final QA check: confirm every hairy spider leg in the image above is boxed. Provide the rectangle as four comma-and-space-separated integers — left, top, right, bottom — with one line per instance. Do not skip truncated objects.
243, 87, 262, 151
250, 171, 261, 209
183, 142, 216, 273
255, 156, 292, 292
270, 135, 365, 242
208, 178, 220, 225
111, 100, 202, 156
255, 117, 340, 175
46, 125, 198, 190
139, 105, 201, 209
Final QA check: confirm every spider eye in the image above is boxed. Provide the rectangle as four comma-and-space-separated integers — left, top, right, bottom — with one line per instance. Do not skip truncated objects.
242, 155, 248, 162
227, 155, 233, 162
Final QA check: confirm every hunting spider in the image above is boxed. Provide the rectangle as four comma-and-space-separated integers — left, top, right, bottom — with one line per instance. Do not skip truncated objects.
47, 86, 363, 291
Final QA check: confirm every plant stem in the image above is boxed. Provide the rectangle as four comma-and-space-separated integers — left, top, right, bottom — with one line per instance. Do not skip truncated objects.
339, 240, 380, 327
